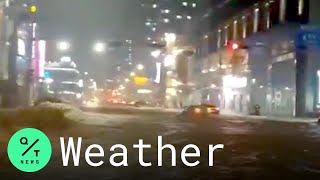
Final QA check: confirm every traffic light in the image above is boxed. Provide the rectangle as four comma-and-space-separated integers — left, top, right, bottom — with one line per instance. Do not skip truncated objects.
29, 5, 38, 14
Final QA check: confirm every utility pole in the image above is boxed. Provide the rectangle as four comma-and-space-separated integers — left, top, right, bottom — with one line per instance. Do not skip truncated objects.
26, 4, 37, 106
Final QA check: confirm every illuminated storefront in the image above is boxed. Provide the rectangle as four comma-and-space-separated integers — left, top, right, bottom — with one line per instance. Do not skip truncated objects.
193, 0, 320, 117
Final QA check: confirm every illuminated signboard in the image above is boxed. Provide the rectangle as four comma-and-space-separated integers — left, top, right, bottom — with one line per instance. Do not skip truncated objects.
134, 76, 148, 86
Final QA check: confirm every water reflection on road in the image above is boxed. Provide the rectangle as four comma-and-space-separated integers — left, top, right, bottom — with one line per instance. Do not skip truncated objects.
113, 116, 320, 179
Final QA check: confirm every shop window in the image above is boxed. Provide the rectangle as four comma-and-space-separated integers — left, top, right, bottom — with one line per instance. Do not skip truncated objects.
271, 61, 295, 88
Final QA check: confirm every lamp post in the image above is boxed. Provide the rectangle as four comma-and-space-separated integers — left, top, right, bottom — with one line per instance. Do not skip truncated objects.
151, 50, 161, 58
57, 41, 70, 51
136, 64, 144, 71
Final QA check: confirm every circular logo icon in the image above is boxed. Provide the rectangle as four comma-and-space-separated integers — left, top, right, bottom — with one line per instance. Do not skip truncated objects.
7, 128, 52, 172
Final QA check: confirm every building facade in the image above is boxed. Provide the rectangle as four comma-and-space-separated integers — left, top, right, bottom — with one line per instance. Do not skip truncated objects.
140, 0, 210, 108
194, 0, 320, 117
0, 0, 37, 107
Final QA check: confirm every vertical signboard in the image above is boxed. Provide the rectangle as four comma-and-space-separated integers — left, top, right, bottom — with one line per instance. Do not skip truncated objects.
38, 40, 46, 78
32, 40, 46, 78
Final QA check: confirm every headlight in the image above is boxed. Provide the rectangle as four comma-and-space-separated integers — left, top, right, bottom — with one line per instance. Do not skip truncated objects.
76, 93, 82, 99
194, 108, 201, 114
86, 100, 98, 107
208, 107, 219, 113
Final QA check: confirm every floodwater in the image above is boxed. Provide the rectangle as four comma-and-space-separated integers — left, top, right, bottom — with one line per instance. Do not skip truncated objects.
2, 113, 320, 179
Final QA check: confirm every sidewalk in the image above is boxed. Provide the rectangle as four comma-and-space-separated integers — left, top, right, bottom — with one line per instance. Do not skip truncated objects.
220, 110, 318, 123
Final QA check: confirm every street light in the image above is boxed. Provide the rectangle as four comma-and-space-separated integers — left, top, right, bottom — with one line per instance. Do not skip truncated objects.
130, 72, 136, 77
151, 50, 161, 58
164, 54, 175, 67
164, 33, 176, 44
93, 42, 106, 53
137, 64, 144, 70
57, 41, 70, 51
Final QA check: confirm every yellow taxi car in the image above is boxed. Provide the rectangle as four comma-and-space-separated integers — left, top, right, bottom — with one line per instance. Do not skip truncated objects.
180, 104, 220, 120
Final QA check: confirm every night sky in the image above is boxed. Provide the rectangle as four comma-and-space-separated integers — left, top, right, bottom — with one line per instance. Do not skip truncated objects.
37, 0, 146, 81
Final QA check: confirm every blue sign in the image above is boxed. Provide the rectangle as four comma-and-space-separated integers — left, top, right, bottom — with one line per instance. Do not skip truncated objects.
296, 30, 320, 49
44, 71, 50, 79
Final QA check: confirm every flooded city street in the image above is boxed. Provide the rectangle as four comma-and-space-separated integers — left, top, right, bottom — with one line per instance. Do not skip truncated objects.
2, 112, 320, 179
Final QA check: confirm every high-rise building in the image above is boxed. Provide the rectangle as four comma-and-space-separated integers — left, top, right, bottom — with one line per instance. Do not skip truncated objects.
139, 0, 211, 108
141, 0, 209, 44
